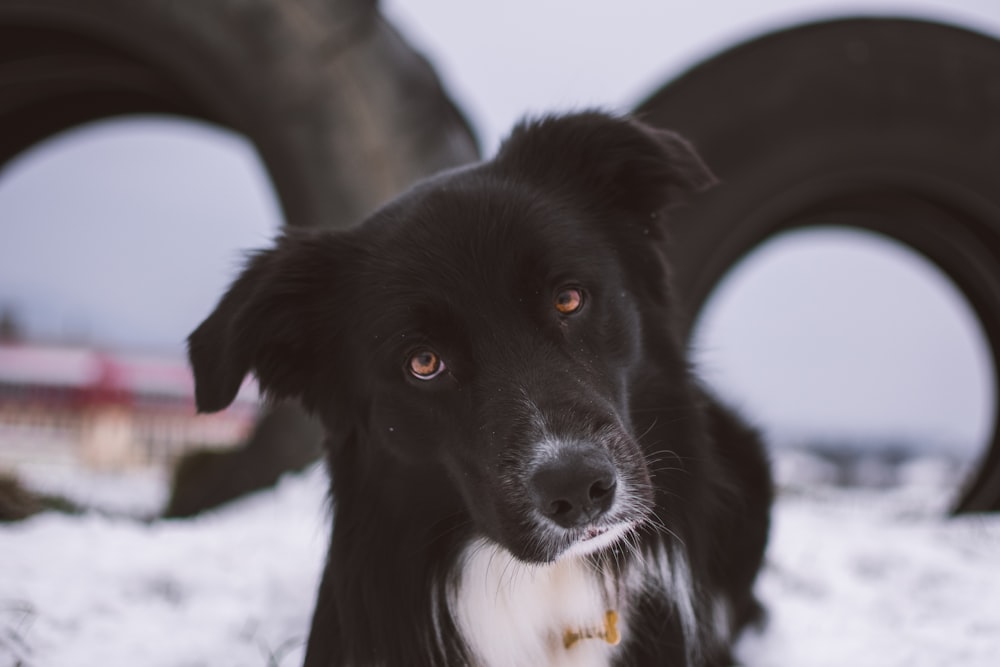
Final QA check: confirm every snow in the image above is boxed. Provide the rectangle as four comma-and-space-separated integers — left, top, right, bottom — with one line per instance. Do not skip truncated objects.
1, 467, 329, 667
13, 463, 170, 518
742, 486, 1000, 666
2, 458, 998, 667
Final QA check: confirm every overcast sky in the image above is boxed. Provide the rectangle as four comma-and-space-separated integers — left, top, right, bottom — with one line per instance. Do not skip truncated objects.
0, 0, 996, 454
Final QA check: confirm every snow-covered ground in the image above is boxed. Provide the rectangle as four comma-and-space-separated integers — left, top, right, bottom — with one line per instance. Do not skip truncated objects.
1, 465, 328, 667
2, 456, 998, 667
742, 472, 1000, 666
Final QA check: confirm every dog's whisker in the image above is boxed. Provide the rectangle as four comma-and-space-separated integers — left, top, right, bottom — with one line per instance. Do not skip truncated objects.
633, 416, 660, 443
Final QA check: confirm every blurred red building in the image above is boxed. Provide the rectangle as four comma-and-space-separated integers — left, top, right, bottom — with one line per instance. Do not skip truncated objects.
0, 342, 258, 469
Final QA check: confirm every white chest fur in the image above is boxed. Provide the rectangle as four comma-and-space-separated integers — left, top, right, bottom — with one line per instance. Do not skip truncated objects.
452, 541, 626, 667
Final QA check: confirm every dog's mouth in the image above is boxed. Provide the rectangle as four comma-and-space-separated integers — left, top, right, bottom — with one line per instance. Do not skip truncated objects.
558, 520, 638, 560
582, 525, 610, 541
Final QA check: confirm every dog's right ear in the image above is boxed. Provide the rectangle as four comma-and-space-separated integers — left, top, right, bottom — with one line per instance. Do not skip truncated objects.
187, 232, 347, 414
496, 111, 716, 215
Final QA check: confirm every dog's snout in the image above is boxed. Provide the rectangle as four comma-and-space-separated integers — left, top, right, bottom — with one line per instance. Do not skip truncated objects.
530, 450, 617, 529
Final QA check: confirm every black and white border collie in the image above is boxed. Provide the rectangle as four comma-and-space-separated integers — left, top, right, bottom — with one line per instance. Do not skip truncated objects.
189, 111, 772, 666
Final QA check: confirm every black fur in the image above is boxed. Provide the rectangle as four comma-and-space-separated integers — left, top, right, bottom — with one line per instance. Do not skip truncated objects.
189, 111, 772, 666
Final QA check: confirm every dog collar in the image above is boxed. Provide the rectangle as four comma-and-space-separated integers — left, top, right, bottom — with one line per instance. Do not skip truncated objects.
563, 610, 620, 649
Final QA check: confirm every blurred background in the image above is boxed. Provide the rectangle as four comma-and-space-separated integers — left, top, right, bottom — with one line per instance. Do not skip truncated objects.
1, 0, 998, 515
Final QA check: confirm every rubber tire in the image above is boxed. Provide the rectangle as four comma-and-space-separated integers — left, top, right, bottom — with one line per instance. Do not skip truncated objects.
636, 17, 1000, 513
0, 0, 479, 227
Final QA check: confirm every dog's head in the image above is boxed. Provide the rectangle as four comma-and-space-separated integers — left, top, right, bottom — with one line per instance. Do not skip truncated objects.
189, 112, 714, 563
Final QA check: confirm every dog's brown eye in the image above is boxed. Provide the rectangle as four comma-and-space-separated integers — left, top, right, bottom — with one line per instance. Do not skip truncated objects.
408, 350, 445, 380
554, 288, 584, 315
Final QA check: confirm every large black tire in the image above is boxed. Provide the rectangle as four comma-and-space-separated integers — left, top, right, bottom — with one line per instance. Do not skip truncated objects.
0, 0, 478, 225
0, 0, 480, 515
636, 18, 1000, 512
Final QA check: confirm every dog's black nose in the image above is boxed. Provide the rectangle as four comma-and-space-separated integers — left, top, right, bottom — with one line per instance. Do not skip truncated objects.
531, 451, 617, 529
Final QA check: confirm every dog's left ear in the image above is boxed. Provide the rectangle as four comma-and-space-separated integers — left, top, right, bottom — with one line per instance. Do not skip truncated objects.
187, 232, 349, 414
496, 111, 716, 214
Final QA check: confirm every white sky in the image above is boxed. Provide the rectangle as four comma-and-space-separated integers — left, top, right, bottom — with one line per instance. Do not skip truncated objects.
0, 0, 997, 453
382, 0, 1000, 152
